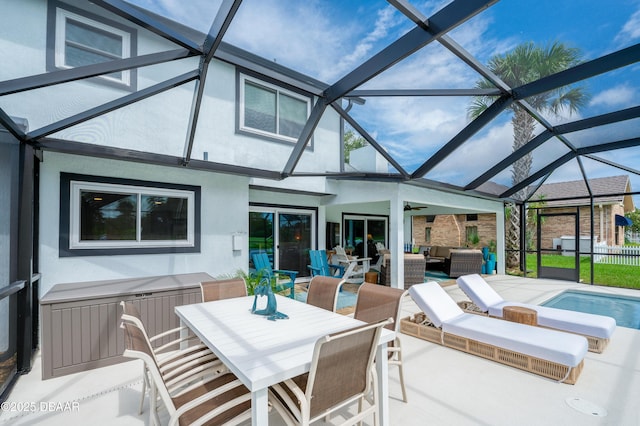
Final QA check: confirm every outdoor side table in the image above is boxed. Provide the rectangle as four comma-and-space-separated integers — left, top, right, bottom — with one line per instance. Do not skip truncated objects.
503, 305, 538, 326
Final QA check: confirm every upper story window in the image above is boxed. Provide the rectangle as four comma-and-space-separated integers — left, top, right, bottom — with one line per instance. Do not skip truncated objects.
48, 2, 137, 89
60, 174, 200, 256
238, 74, 311, 143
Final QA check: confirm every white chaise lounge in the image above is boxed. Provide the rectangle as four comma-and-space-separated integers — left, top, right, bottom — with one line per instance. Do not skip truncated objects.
456, 274, 616, 353
403, 282, 588, 384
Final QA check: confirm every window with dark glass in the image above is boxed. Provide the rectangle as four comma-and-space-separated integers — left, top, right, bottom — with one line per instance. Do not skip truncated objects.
140, 195, 188, 241
80, 191, 137, 241
60, 173, 199, 256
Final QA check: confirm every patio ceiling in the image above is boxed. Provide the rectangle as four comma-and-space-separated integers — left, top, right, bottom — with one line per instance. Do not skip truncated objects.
1, 0, 640, 203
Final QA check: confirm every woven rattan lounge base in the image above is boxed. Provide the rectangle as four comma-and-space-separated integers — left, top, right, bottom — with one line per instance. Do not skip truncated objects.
457, 301, 609, 353
400, 313, 584, 384
583, 336, 609, 353
456, 274, 615, 354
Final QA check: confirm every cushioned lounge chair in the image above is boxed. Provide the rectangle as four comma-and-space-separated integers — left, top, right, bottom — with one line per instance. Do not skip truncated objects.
456, 274, 616, 353
404, 282, 588, 384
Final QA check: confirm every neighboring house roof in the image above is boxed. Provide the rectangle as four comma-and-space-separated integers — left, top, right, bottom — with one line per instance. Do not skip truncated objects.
531, 175, 635, 211
476, 181, 509, 197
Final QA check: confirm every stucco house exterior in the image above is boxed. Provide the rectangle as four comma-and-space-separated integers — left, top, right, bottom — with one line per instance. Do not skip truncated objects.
0, 0, 506, 301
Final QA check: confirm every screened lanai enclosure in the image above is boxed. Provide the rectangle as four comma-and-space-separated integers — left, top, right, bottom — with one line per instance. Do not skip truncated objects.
1, 0, 640, 402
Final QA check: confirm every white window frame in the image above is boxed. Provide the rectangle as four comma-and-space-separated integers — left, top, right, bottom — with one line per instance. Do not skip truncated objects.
54, 7, 132, 86
69, 181, 195, 250
239, 74, 311, 142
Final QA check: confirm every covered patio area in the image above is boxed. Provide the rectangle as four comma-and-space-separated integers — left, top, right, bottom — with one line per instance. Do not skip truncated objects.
2, 275, 639, 426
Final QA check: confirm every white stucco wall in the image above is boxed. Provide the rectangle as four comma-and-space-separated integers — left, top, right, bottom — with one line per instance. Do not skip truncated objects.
38, 151, 251, 296
0, 0, 342, 174
4, 0, 509, 295
190, 61, 342, 173
349, 145, 389, 173
0, 0, 344, 295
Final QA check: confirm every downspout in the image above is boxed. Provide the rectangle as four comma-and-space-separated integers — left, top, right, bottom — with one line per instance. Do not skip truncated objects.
599, 204, 603, 244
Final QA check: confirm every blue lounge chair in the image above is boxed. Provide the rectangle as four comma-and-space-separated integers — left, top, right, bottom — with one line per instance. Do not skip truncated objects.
251, 252, 296, 298
308, 250, 345, 278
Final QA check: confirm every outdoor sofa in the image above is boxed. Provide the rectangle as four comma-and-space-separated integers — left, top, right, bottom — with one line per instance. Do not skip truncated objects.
402, 281, 588, 384
456, 274, 616, 353
444, 249, 483, 278
423, 245, 461, 261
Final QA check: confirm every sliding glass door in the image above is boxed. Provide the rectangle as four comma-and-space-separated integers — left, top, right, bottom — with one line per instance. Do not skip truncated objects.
249, 206, 315, 277
343, 215, 388, 258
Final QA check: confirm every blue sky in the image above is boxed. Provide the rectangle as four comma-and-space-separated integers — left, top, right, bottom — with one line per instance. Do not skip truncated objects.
129, 0, 640, 196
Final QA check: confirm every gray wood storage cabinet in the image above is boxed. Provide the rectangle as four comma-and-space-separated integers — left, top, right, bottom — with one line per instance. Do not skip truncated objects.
40, 272, 211, 379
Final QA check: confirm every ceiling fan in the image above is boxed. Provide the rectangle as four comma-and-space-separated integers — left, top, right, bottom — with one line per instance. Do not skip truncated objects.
404, 203, 427, 211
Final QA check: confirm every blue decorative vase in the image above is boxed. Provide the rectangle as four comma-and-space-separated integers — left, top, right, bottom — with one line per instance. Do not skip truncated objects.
486, 255, 496, 274
482, 246, 489, 261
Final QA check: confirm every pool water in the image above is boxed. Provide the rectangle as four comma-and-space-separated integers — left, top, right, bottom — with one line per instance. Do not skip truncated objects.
542, 290, 640, 329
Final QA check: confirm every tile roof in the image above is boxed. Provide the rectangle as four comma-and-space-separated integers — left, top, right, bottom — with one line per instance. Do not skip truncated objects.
531, 175, 631, 207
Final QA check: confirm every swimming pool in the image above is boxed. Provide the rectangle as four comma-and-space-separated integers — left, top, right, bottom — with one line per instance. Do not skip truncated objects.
542, 290, 640, 329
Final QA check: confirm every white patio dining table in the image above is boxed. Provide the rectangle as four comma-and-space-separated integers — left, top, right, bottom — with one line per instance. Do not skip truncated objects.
175, 294, 394, 426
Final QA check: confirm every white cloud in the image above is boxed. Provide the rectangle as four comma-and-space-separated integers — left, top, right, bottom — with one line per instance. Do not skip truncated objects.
338, 8, 512, 173
589, 84, 636, 108
220, 1, 412, 83
426, 121, 513, 183
615, 8, 640, 44
332, 6, 406, 81
128, 0, 222, 33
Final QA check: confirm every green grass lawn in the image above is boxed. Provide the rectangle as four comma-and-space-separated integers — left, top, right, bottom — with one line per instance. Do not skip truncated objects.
522, 254, 640, 289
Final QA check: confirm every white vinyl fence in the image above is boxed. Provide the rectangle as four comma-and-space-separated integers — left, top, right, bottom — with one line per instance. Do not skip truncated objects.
594, 242, 640, 266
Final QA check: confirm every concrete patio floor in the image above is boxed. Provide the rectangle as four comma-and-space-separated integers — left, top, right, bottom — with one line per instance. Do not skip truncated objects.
1, 275, 639, 426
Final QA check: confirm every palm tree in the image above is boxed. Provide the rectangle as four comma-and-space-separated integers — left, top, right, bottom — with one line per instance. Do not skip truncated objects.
469, 42, 589, 270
